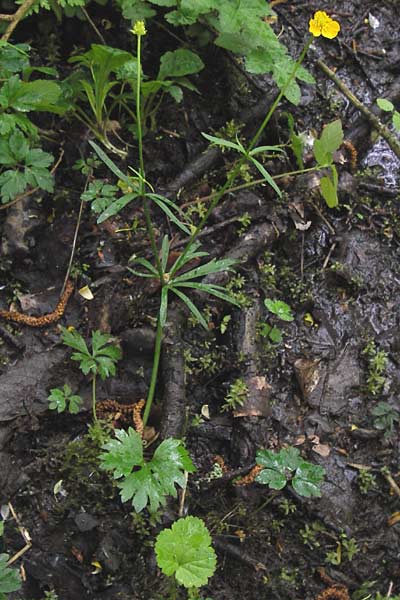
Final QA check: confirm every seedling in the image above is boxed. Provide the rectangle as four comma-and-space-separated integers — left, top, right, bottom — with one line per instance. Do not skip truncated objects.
155, 516, 216, 597
255, 446, 325, 498
357, 469, 377, 495
362, 341, 388, 396
376, 98, 400, 133
99, 427, 195, 512
312, 119, 344, 208
0, 522, 21, 600
222, 378, 248, 412
264, 298, 294, 322
48, 383, 82, 414
371, 402, 399, 438
260, 298, 294, 344
60, 327, 122, 423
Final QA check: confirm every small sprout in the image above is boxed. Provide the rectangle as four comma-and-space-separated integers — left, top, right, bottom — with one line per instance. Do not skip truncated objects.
264, 298, 294, 322
48, 384, 82, 414
222, 378, 248, 412
357, 469, 377, 495
155, 516, 217, 589
256, 447, 325, 498
371, 402, 399, 438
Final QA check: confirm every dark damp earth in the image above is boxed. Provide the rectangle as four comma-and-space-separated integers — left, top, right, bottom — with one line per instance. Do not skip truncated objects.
0, 1, 399, 599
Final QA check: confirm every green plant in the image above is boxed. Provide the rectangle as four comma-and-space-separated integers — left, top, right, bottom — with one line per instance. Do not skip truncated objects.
48, 383, 82, 414
90, 18, 336, 433
155, 516, 216, 595
312, 119, 344, 207
258, 298, 294, 344
60, 327, 122, 422
362, 341, 388, 396
99, 427, 195, 512
115, 0, 314, 104
299, 522, 325, 549
0, 43, 65, 203
221, 377, 248, 412
81, 179, 119, 215
0, 130, 54, 202
357, 469, 377, 495
376, 98, 400, 133
264, 298, 294, 321
0, 522, 21, 600
255, 447, 325, 498
371, 402, 399, 438
66, 44, 132, 156
325, 532, 359, 565
117, 47, 204, 133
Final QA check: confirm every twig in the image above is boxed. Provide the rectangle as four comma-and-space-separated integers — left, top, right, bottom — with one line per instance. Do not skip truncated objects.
81, 6, 106, 44
7, 503, 32, 566
382, 468, 400, 499
316, 59, 400, 160
61, 171, 90, 295
1, 0, 37, 42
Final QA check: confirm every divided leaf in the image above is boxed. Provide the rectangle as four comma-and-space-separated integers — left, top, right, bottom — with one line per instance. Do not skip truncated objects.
292, 462, 325, 498
100, 429, 195, 513
155, 516, 217, 588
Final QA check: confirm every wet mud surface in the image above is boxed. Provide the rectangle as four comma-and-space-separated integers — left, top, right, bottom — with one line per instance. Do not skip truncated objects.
0, 1, 400, 599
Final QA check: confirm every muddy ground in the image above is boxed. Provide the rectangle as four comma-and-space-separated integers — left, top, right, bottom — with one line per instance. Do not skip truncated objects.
0, 0, 400, 599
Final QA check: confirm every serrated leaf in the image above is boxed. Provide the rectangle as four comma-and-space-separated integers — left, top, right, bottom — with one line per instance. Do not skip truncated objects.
155, 516, 216, 588
0, 553, 21, 594
61, 326, 90, 356
264, 298, 294, 321
100, 427, 143, 478
292, 461, 325, 498
0, 169, 27, 202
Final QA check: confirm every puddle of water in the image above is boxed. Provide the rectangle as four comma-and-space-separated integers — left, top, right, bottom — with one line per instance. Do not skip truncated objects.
363, 137, 400, 187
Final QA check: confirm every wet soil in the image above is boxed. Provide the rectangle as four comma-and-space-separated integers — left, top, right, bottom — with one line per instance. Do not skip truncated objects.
1, 1, 400, 599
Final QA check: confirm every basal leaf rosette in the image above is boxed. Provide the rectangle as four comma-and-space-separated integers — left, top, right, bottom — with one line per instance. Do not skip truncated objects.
155, 516, 217, 589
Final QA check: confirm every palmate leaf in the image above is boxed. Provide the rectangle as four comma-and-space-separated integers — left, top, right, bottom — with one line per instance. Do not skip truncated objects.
292, 461, 325, 498
155, 516, 216, 588
100, 429, 195, 512
0, 554, 21, 595
99, 427, 143, 478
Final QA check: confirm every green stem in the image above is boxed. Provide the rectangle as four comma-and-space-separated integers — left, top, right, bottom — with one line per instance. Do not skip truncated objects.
135, 33, 163, 278
170, 36, 312, 276
143, 316, 163, 428
92, 375, 98, 423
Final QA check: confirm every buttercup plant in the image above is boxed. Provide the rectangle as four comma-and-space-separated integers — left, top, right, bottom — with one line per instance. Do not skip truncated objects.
91, 13, 341, 430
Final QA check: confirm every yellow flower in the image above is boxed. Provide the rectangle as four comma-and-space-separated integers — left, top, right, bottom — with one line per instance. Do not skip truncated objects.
309, 10, 340, 39
131, 20, 146, 36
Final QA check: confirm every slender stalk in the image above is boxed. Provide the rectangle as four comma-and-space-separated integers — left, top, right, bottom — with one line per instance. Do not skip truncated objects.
170, 37, 312, 277
92, 375, 98, 423
142, 316, 163, 427
135, 32, 163, 278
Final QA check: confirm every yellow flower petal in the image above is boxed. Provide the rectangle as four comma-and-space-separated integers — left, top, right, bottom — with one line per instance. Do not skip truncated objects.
322, 20, 340, 39
309, 17, 322, 37
309, 10, 340, 39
